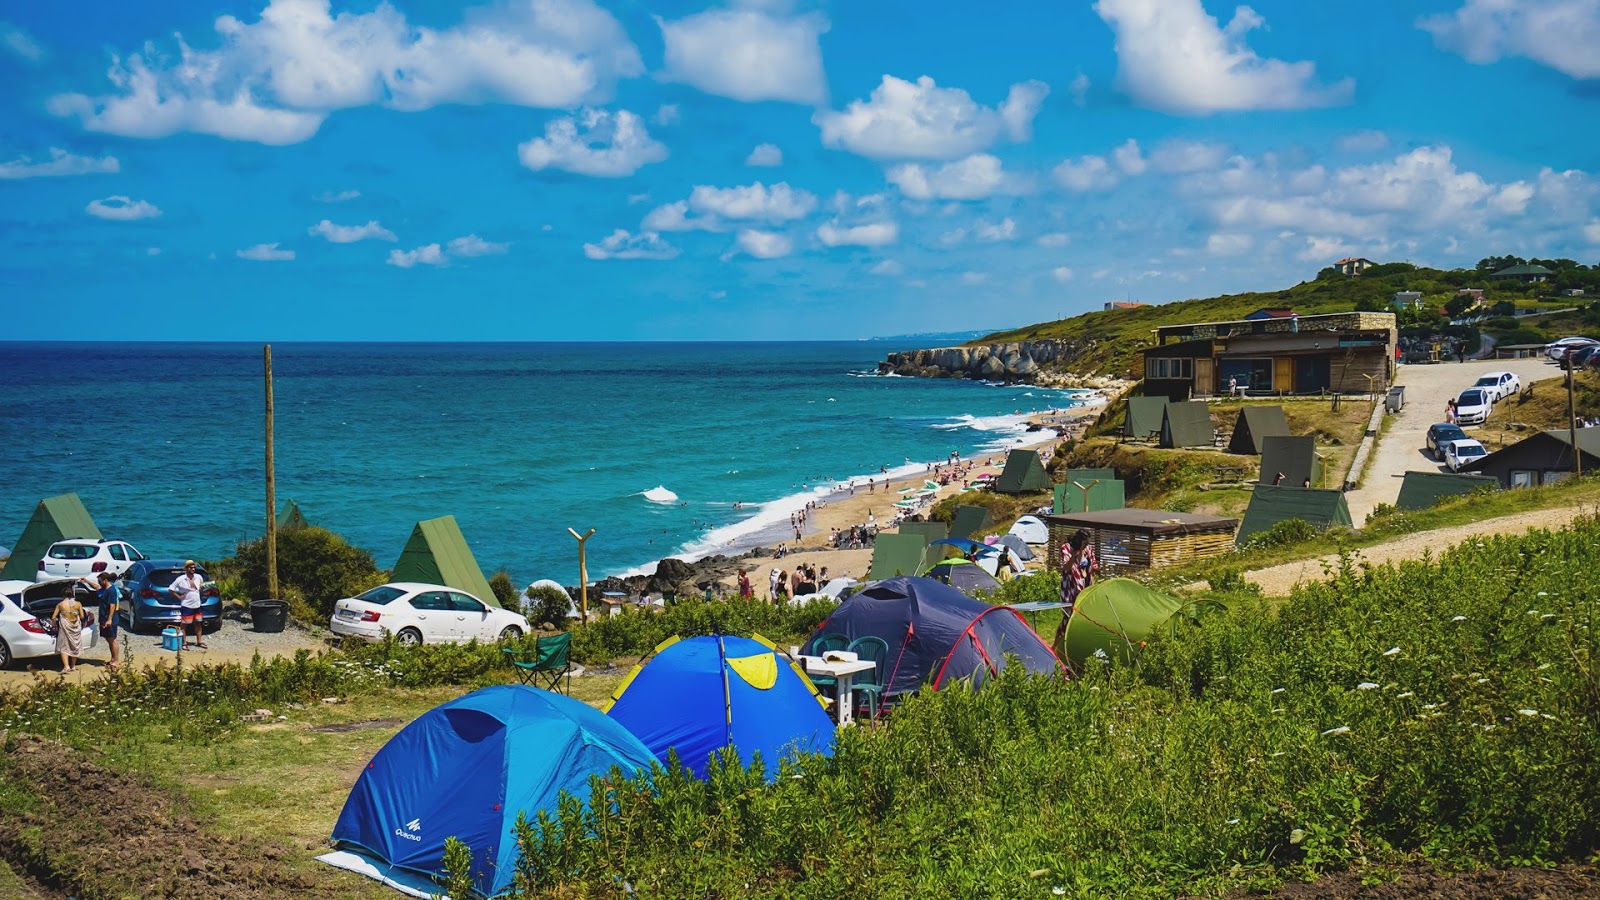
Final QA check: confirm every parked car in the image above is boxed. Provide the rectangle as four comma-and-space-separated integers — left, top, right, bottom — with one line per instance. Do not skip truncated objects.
0, 578, 101, 668
1455, 388, 1493, 426
36, 539, 146, 582
119, 559, 221, 633
1563, 344, 1600, 371
1546, 336, 1598, 360
1471, 371, 1520, 402
330, 582, 529, 646
1426, 422, 1468, 459
1444, 439, 1489, 472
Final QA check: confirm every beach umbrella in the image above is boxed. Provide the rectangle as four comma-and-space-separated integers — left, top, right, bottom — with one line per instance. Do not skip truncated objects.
898, 487, 917, 494
924, 480, 939, 490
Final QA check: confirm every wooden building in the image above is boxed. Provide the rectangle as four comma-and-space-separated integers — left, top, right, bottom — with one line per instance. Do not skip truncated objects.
1463, 428, 1600, 487
1142, 311, 1398, 401
1042, 509, 1238, 575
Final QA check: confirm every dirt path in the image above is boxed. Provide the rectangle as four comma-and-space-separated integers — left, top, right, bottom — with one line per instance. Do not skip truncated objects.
1244, 505, 1584, 595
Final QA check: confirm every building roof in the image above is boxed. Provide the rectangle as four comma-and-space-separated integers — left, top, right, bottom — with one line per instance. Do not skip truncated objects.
1491, 264, 1554, 277
1041, 508, 1238, 536
1464, 428, 1600, 472
1335, 257, 1373, 265
1245, 307, 1298, 319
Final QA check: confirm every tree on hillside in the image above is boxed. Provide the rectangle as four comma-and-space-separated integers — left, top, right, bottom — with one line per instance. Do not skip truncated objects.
1478, 255, 1525, 272
228, 526, 383, 616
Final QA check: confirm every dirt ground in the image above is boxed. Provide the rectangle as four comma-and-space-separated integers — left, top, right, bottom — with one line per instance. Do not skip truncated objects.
1248, 862, 1598, 898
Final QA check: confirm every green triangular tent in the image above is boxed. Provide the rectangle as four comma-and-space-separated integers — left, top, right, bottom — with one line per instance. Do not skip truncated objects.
948, 505, 997, 541
1258, 436, 1322, 487
1228, 406, 1291, 455
1160, 401, 1214, 449
0, 493, 102, 580
869, 532, 929, 580
993, 449, 1052, 493
390, 515, 501, 608
899, 520, 950, 569
1053, 479, 1126, 514
1063, 577, 1190, 666
1236, 485, 1353, 544
276, 499, 309, 532
1395, 472, 1499, 511
1123, 397, 1169, 441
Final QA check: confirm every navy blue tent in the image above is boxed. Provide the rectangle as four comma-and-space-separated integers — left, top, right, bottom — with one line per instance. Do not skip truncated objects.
327, 685, 655, 898
605, 634, 834, 780
805, 576, 1063, 698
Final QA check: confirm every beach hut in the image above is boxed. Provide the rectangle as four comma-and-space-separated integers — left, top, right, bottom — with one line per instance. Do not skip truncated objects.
1228, 406, 1291, 455
604, 634, 834, 781
390, 515, 501, 608
1236, 485, 1353, 544
993, 449, 1052, 493
869, 532, 929, 580
1053, 479, 1125, 514
1043, 509, 1238, 575
1258, 436, 1322, 487
1122, 397, 1169, 442
1061, 578, 1202, 666
1394, 472, 1499, 511
1159, 401, 1215, 449
947, 504, 996, 540
0, 493, 101, 581
322, 685, 655, 899
804, 576, 1063, 698
275, 499, 310, 532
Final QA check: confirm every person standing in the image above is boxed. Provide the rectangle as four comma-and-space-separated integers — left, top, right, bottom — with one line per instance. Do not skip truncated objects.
776, 569, 790, 603
768, 567, 780, 602
737, 569, 752, 599
85, 572, 122, 670
53, 585, 87, 673
1445, 399, 1458, 425
1228, 375, 1238, 398
1053, 530, 1099, 661
170, 560, 208, 650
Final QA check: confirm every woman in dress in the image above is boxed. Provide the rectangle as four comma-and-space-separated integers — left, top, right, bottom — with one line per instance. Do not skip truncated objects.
1053, 530, 1099, 661
53, 585, 87, 673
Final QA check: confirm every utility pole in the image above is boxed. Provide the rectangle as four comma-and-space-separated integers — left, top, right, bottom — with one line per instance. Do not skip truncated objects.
1569, 363, 1582, 478
265, 345, 278, 600
568, 527, 595, 622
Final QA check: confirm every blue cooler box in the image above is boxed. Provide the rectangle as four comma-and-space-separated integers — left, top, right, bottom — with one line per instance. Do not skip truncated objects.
162, 626, 182, 651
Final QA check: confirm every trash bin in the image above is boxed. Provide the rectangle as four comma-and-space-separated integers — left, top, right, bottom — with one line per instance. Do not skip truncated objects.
1385, 385, 1405, 413
249, 599, 289, 633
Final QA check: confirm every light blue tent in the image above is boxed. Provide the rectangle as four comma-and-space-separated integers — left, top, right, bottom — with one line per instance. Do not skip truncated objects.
326, 685, 655, 898
604, 634, 835, 781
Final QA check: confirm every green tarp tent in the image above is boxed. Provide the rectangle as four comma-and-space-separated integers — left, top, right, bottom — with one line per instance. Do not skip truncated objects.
1160, 401, 1214, 449
993, 449, 1051, 493
1053, 480, 1126, 514
1061, 577, 1195, 666
1228, 406, 1291, 455
276, 499, 309, 532
1236, 485, 1353, 544
870, 532, 929, 580
391, 515, 501, 608
899, 520, 950, 568
1123, 397, 1168, 441
0, 494, 101, 580
948, 505, 996, 541
1395, 472, 1499, 511
1258, 436, 1322, 487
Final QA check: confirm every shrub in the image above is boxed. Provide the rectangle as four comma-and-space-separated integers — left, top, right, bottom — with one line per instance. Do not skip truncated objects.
523, 584, 573, 628
566, 597, 834, 664
488, 569, 516, 607
1239, 517, 1319, 550
225, 526, 383, 618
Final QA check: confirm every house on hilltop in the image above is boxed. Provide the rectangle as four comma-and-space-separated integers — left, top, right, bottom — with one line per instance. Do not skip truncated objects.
1392, 291, 1423, 310
1103, 301, 1146, 312
1489, 264, 1553, 284
1333, 257, 1374, 276
1141, 311, 1397, 401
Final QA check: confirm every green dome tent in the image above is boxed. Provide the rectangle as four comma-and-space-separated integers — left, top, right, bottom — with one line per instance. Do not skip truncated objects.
1062, 577, 1209, 665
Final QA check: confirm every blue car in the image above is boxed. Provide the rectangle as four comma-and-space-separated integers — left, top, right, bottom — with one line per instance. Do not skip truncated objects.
120, 559, 221, 633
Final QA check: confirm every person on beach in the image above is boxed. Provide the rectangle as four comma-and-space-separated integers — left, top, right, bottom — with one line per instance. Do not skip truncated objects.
769, 567, 780, 601
170, 559, 208, 649
776, 569, 790, 603
1054, 530, 1098, 660
53, 584, 87, 673
86, 571, 122, 670
737, 569, 752, 599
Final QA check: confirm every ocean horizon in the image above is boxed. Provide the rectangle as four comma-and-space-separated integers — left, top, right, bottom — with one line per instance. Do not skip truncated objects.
0, 341, 1098, 587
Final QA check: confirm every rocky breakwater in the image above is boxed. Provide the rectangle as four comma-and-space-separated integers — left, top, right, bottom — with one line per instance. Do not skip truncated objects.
879, 338, 1120, 388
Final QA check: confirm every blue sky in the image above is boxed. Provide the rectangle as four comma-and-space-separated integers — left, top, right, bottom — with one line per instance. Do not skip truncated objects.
2, 0, 1599, 341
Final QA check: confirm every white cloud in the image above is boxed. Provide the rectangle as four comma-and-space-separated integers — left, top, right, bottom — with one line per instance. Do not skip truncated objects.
976, 217, 1017, 242
652, 103, 679, 126
1489, 181, 1536, 215
1068, 73, 1090, 106
49, 0, 644, 144
1421, 0, 1600, 79
870, 259, 903, 275
887, 153, 1021, 201
644, 181, 816, 232
517, 108, 668, 177
238, 242, 294, 261
1051, 266, 1074, 283
583, 229, 679, 260
1112, 138, 1146, 175
817, 220, 898, 247
448, 234, 509, 257
1149, 139, 1230, 173
658, 8, 828, 104
1, 22, 44, 62
733, 228, 793, 259
85, 196, 161, 220
388, 244, 446, 268
1037, 232, 1070, 247
1585, 220, 1600, 243
308, 219, 396, 243
1336, 130, 1390, 154
315, 189, 360, 203
1053, 154, 1119, 192
1205, 233, 1252, 255
746, 143, 783, 167
938, 227, 968, 246
814, 75, 1049, 160
960, 271, 989, 285
0, 148, 119, 179
1094, 0, 1354, 114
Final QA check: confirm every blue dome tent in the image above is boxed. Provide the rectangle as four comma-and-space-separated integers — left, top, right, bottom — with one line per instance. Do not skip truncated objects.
322, 685, 655, 898
604, 634, 835, 780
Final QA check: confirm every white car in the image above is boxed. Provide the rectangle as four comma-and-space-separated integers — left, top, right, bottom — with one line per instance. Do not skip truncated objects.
1471, 371, 1520, 402
0, 579, 100, 668
330, 582, 528, 646
36, 539, 145, 582
1455, 388, 1493, 426
1546, 337, 1598, 361
1444, 439, 1488, 472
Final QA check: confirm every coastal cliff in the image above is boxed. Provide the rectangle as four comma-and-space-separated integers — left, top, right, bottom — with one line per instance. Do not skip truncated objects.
878, 338, 1125, 388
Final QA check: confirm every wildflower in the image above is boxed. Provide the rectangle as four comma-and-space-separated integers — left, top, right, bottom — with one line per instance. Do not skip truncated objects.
1382, 646, 1400, 657
1423, 702, 1444, 710
1475, 678, 1489, 684
1271, 687, 1285, 695
1396, 691, 1414, 699
1356, 682, 1379, 691
1451, 615, 1467, 622
1321, 726, 1351, 736
1226, 818, 1241, 825
1289, 828, 1307, 844
1541, 713, 1558, 720
1517, 709, 1538, 716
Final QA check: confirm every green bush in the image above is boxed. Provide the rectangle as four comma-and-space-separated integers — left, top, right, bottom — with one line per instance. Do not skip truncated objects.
523, 584, 573, 628
1240, 517, 1319, 550
567, 597, 835, 664
488, 569, 516, 607
224, 526, 384, 618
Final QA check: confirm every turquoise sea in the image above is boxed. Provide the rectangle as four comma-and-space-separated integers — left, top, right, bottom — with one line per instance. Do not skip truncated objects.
0, 343, 1097, 584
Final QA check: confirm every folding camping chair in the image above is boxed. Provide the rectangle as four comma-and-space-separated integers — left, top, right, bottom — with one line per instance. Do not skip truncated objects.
502, 632, 573, 693
802, 633, 849, 694
845, 636, 890, 724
